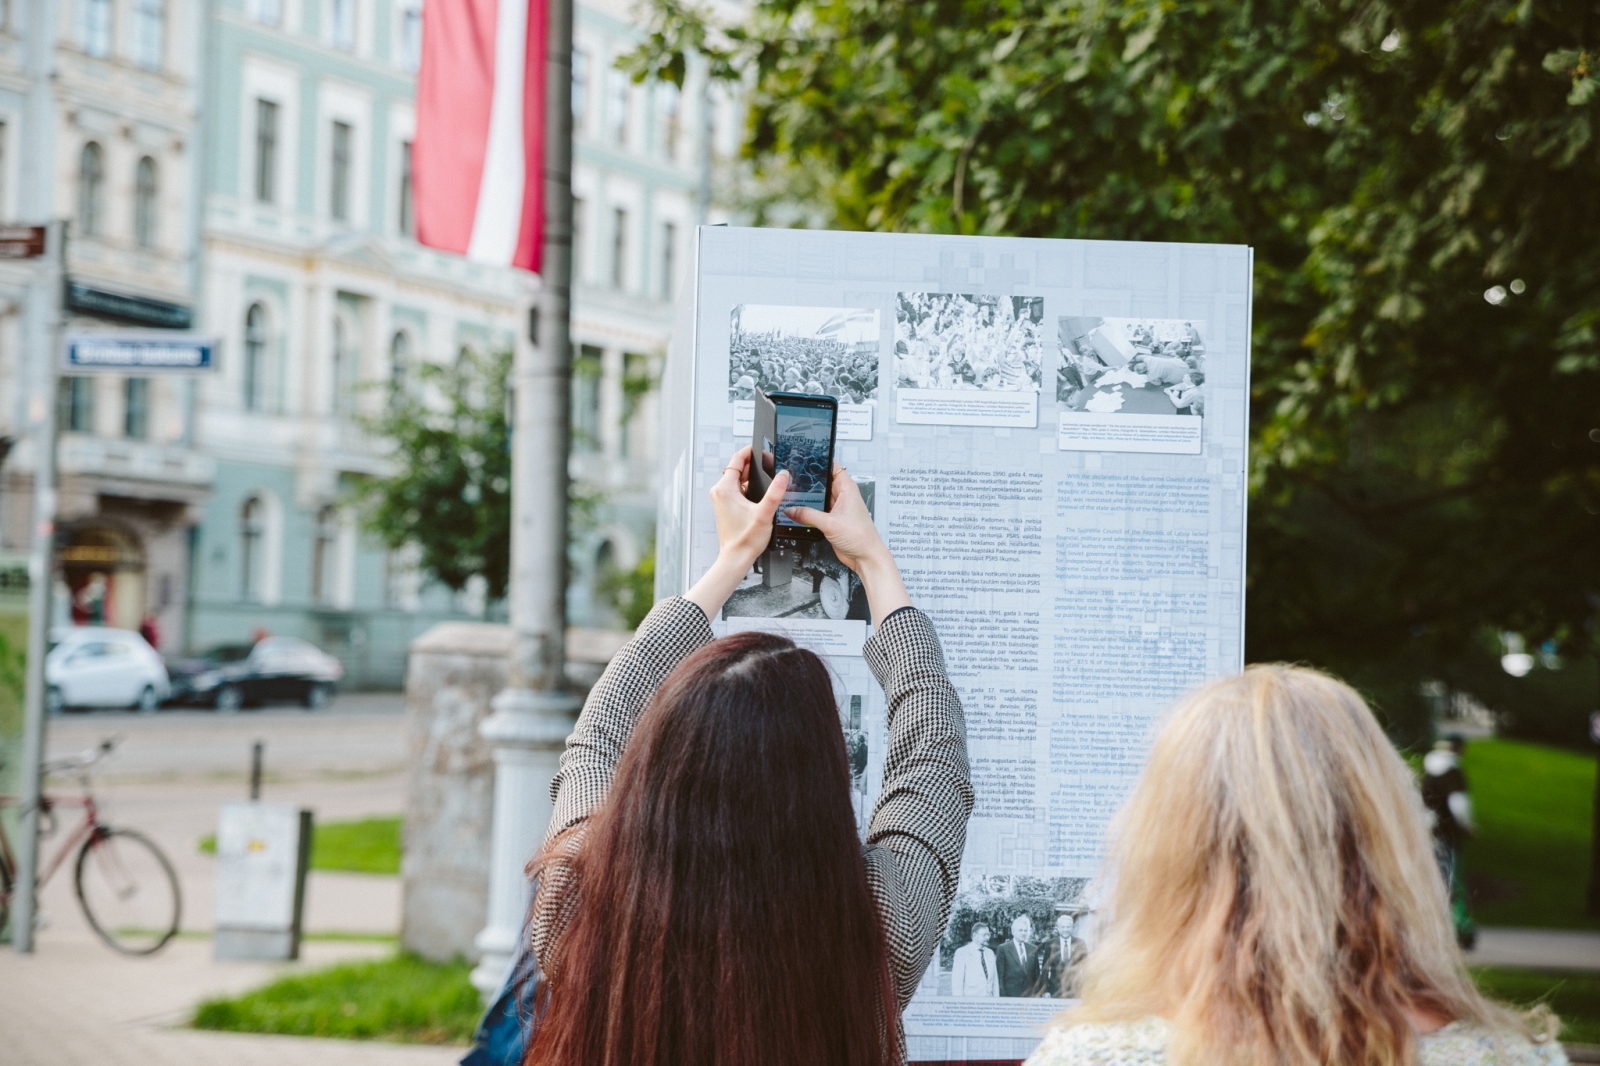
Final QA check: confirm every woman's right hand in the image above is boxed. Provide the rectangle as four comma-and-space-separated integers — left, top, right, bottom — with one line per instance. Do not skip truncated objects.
785, 465, 912, 620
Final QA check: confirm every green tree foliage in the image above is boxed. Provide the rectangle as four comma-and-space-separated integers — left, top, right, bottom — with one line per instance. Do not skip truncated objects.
632, 0, 1600, 740
596, 540, 657, 630
352, 349, 513, 600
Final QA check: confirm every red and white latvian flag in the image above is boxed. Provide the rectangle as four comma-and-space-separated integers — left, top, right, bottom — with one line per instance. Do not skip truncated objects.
413, 0, 547, 272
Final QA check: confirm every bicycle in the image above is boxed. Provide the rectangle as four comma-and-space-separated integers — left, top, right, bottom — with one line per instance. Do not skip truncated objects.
0, 738, 182, 955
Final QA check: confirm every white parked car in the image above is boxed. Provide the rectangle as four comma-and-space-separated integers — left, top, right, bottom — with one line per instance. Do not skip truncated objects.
46, 627, 171, 714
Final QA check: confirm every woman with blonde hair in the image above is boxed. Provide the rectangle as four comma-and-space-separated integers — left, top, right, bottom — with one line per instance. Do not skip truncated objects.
1026, 664, 1565, 1066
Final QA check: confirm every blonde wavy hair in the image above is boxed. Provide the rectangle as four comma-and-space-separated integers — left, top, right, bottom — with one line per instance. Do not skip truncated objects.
1065, 664, 1553, 1065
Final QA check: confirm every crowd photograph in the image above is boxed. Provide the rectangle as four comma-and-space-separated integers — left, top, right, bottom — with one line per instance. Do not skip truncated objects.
895, 292, 1045, 392
728, 303, 881, 403
1057, 316, 1208, 417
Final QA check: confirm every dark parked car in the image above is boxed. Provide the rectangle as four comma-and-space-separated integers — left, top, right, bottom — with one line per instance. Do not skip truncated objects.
167, 637, 344, 711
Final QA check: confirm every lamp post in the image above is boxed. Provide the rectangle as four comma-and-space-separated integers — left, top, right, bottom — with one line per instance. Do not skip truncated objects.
468, 0, 580, 998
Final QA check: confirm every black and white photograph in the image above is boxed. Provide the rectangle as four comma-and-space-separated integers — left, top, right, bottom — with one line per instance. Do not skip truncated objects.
721, 479, 877, 623
728, 304, 881, 404
931, 873, 1092, 999
894, 293, 1044, 392
1057, 317, 1207, 417
841, 693, 870, 836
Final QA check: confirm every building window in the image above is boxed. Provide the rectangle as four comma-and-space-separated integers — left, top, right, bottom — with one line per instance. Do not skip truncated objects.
572, 47, 589, 134
660, 221, 676, 301
607, 68, 629, 146
621, 351, 651, 457
610, 207, 626, 291
331, 0, 354, 51
571, 345, 601, 453
255, 100, 279, 204
333, 316, 348, 412
78, 0, 111, 57
312, 505, 337, 604
594, 540, 617, 610
400, 5, 422, 72
58, 377, 95, 433
330, 121, 353, 221
332, 310, 359, 412
124, 378, 150, 439
244, 302, 269, 411
0, 121, 9, 221
249, 0, 281, 27
571, 196, 584, 282
657, 81, 680, 160
134, 156, 158, 249
240, 497, 264, 602
398, 141, 414, 236
78, 143, 104, 237
389, 330, 411, 405
131, 0, 163, 68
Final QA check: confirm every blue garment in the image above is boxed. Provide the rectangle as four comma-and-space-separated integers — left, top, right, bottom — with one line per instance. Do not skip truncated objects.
460, 940, 541, 1066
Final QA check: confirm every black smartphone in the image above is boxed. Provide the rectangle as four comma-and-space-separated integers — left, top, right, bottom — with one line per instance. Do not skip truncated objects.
748, 391, 838, 541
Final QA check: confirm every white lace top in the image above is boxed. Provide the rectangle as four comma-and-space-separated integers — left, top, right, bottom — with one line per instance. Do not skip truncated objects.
1023, 1017, 1570, 1066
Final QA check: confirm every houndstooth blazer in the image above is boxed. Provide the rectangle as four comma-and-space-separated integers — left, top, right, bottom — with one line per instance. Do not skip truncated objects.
530, 595, 974, 1018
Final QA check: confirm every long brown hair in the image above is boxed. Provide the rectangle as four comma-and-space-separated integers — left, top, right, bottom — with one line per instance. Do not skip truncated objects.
527, 631, 899, 1066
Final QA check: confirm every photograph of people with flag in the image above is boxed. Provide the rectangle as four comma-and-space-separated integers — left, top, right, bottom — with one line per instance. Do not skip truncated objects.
728, 304, 881, 405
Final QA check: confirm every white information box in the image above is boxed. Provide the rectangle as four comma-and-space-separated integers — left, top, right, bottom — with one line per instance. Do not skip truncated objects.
657, 227, 1251, 1060
213, 803, 312, 960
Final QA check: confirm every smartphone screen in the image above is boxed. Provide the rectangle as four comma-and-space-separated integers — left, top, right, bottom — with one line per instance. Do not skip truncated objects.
772, 397, 835, 528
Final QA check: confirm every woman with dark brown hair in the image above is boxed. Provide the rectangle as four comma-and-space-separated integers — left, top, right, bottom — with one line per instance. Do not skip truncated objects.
525, 446, 973, 1066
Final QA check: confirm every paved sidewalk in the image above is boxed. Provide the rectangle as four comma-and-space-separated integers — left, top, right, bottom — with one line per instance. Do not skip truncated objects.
2, 697, 460, 1066
1467, 927, 1600, 971
0, 934, 463, 1066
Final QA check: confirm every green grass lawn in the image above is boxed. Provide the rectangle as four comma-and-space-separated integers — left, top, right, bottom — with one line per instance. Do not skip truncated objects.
192, 952, 479, 1044
1459, 738, 1599, 931
199, 815, 402, 875
1472, 967, 1600, 1046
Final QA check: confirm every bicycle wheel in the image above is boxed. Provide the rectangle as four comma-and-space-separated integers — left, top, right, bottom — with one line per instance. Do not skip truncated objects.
0, 846, 12, 941
75, 826, 182, 955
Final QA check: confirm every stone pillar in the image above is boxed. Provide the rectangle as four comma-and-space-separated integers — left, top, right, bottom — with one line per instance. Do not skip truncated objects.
401, 623, 627, 969
399, 622, 510, 963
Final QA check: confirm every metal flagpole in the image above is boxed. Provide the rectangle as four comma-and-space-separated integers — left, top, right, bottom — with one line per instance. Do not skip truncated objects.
11, 221, 63, 955
469, 0, 581, 997
11, 0, 64, 955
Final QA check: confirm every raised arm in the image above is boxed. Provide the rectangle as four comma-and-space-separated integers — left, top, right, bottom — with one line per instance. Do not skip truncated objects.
861, 609, 973, 1007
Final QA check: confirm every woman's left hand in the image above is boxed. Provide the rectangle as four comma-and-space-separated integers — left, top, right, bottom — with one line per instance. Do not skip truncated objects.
684, 447, 789, 620
709, 445, 788, 569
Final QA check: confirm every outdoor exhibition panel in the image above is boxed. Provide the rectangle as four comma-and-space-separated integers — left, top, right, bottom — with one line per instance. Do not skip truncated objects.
657, 226, 1251, 1060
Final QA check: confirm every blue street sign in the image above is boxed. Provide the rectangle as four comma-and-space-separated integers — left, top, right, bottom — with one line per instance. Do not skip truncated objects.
64, 332, 218, 374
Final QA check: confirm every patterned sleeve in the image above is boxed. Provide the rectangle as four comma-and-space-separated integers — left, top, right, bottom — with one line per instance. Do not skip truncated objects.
530, 595, 715, 974
860, 607, 975, 1008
